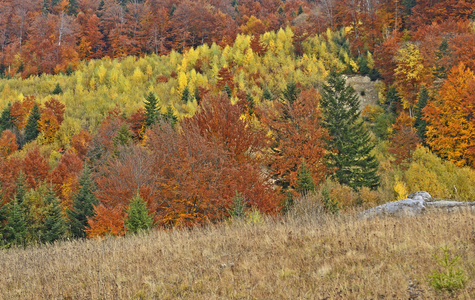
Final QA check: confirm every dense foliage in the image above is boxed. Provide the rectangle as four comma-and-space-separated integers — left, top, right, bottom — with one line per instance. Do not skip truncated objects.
0, 0, 475, 243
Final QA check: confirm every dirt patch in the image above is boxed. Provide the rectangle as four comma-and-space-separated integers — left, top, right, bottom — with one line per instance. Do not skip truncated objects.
344, 75, 379, 111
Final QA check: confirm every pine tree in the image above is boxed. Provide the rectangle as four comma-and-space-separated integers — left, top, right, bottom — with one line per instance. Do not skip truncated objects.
52, 83, 63, 95
4, 197, 27, 246
68, 165, 98, 238
296, 160, 315, 196
15, 171, 27, 205
41, 186, 66, 243
414, 85, 429, 144
114, 124, 132, 146
144, 92, 160, 127
125, 192, 153, 234
298, 5, 303, 15
0, 102, 13, 132
24, 103, 41, 143
321, 71, 380, 190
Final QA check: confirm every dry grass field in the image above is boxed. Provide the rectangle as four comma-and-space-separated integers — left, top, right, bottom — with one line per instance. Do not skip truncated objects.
2, 203, 475, 299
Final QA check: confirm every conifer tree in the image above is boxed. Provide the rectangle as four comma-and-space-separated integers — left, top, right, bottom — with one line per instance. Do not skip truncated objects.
4, 197, 27, 246
52, 83, 63, 95
281, 82, 301, 105
125, 192, 153, 234
41, 186, 66, 243
296, 160, 315, 196
163, 106, 178, 128
263, 87, 273, 100
68, 165, 98, 238
144, 92, 160, 127
414, 85, 429, 144
0, 102, 13, 132
24, 103, 41, 144
321, 71, 379, 190
181, 86, 191, 103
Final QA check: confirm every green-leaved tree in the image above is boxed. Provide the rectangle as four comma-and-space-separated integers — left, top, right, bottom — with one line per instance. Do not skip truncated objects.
68, 165, 98, 238
125, 192, 153, 234
321, 71, 379, 190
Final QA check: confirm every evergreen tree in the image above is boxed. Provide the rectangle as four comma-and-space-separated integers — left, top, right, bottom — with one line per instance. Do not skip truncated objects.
298, 5, 303, 15
4, 197, 27, 246
414, 85, 429, 145
52, 83, 63, 95
263, 86, 273, 100
68, 165, 98, 238
97, 0, 105, 17
144, 92, 160, 127
227, 191, 247, 218
24, 103, 41, 143
296, 160, 315, 196
434, 38, 450, 78
170, 3, 177, 16
223, 85, 232, 99
321, 71, 380, 190
281, 82, 301, 105
15, 171, 27, 206
125, 192, 153, 234
0, 102, 13, 132
246, 93, 255, 115
41, 186, 66, 243
385, 86, 401, 115
162, 106, 178, 128
67, 0, 78, 15
114, 124, 132, 146
181, 86, 191, 103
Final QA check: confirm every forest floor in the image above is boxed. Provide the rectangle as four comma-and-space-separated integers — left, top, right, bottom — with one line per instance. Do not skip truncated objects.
1, 204, 475, 299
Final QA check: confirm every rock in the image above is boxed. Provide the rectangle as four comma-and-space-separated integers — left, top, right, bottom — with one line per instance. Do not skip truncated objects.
358, 191, 475, 218
407, 191, 432, 202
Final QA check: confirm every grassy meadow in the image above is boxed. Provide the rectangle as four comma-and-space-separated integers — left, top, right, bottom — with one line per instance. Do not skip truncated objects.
1, 200, 475, 299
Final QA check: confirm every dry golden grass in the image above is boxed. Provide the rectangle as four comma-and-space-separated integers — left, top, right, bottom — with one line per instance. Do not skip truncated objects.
2, 204, 475, 299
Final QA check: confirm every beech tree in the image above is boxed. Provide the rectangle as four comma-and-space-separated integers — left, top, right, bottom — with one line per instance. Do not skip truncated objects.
321, 71, 379, 190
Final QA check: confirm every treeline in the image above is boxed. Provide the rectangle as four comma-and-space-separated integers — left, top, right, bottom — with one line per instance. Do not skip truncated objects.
1, 0, 474, 78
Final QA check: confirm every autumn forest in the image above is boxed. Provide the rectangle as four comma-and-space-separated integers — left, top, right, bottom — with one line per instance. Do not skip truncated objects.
0, 0, 475, 246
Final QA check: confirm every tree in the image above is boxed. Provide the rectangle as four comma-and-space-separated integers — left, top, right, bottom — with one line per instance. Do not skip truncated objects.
0, 130, 18, 158
296, 160, 315, 196
0, 102, 14, 132
41, 186, 66, 243
144, 92, 159, 127
4, 197, 27, 247
68, 165, 98, 238
124, 192, 153, 234
52, 83, 63, 95
423, 63, 475, 168
389, 112, 421, 166
321, 71, 379, 190
24, 103, 41, 144
414, 85, 429, 144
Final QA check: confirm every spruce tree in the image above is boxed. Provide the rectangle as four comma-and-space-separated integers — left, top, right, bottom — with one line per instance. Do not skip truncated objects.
144, 92, 160, 127
414, 85, 429, 144
163, 106, 178, 128
181, 86, 191, 103
281, 82, 301, 105
68, 165, 98, 238
52, 83, 63, 95
296, 160, 315, 196
125, 193, 153, 234
0, 102, 13, 132
5, 197, 27, 246
321, 71, 379, 190
263, 86, 273, 100
24, 103, 41, 143
41, 187, 66, 243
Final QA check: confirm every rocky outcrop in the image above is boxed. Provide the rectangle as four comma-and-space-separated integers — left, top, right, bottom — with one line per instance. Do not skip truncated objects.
359, 192, 475, 218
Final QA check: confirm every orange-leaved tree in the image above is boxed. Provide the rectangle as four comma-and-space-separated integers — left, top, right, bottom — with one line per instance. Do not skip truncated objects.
423, 63, 475, 167
262, 88, 329, 192
389, 112, 420, 166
